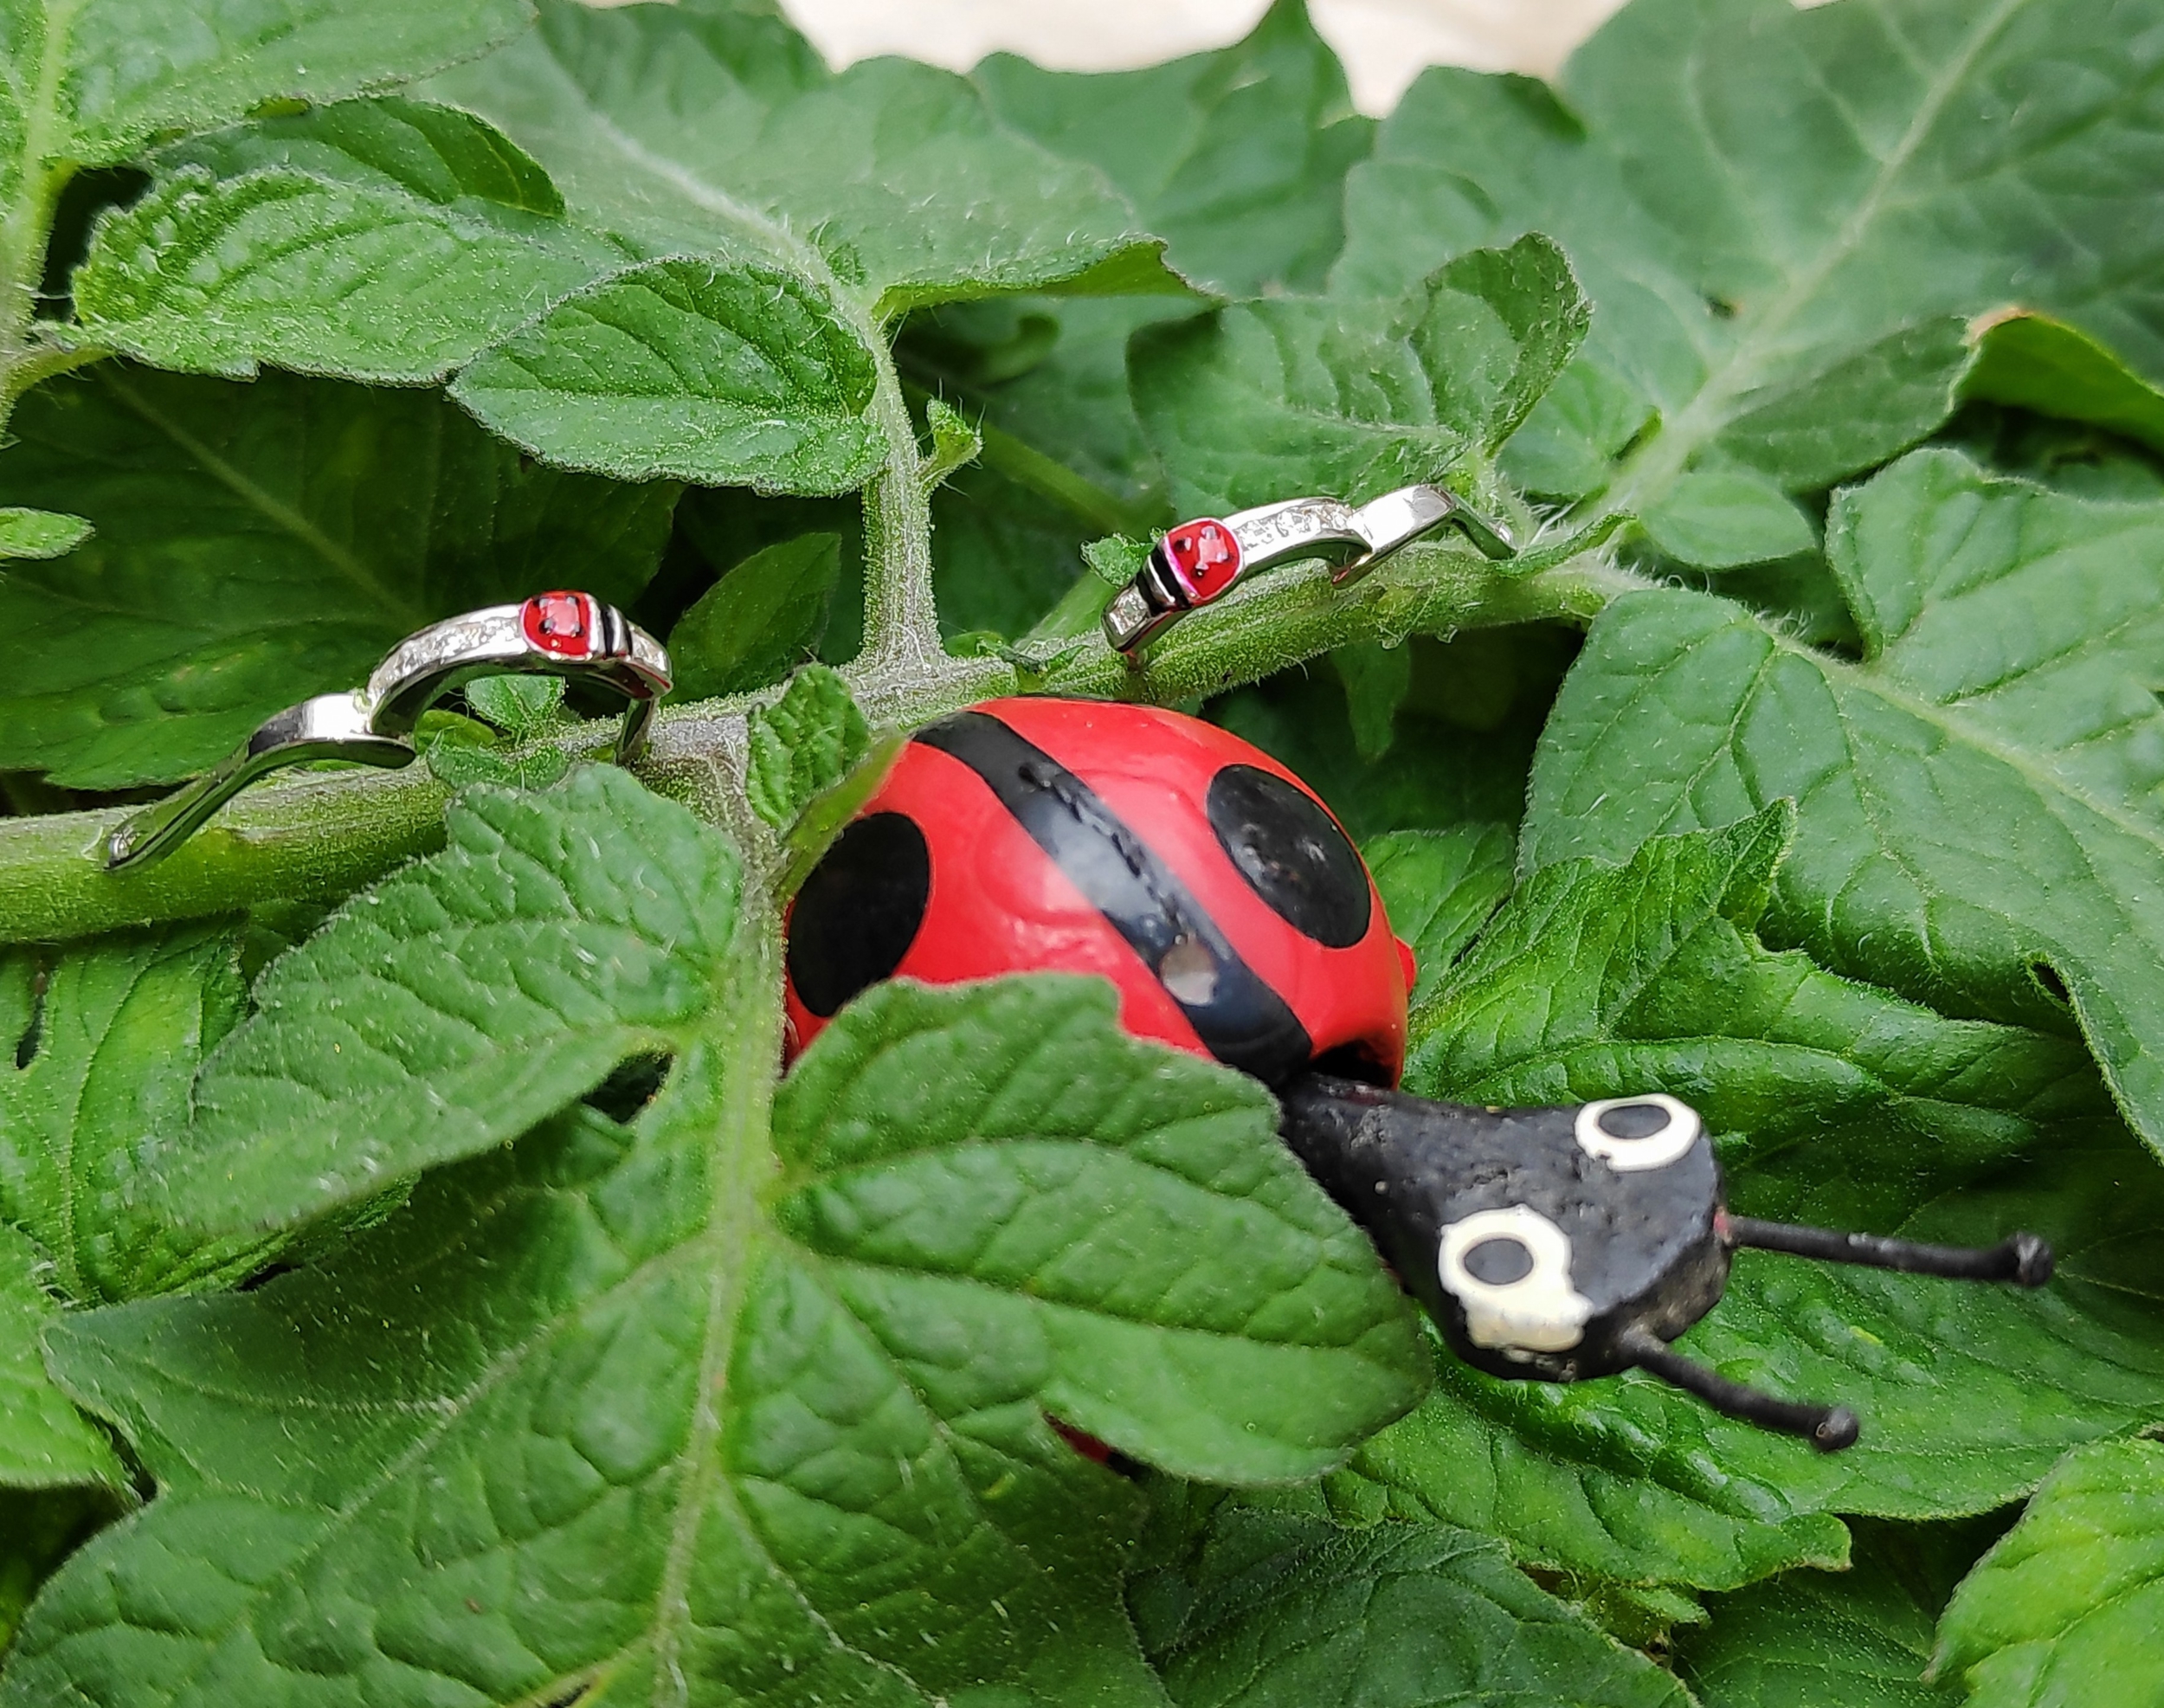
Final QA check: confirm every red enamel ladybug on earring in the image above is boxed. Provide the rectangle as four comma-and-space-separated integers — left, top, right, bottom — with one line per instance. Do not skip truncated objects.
783, 696, 2051, 1450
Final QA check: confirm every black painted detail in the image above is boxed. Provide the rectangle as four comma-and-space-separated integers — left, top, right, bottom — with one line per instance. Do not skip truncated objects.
914, 711, 1313, 1083
1597, 1101, 1671, 1140
788, 811, 931, 1018
1463, 1235, 1535, 1286
1206, 764, 1370, 948
1276, 1076, 1728, 1384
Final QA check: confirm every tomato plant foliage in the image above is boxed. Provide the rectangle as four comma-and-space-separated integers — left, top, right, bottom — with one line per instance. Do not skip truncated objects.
1, 0, 2162, 1702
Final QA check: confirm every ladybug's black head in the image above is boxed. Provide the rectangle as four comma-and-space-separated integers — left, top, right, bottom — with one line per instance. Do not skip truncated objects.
1280, 1075, 2051, 1452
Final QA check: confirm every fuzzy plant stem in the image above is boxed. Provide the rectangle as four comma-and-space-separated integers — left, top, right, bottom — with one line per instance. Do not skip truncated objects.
0, 542, 1642, 944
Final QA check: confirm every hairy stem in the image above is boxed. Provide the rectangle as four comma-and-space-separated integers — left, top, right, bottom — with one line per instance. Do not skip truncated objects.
0, 545, 1645, 944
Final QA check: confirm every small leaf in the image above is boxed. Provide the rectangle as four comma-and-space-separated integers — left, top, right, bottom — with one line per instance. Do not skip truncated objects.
1362, 823, 1515, 1006
463, 674, 565, 741
1934, 1439, 2164, 1705
422, 738, 570, 793
162, 766, 743, 1232
0, 510, 90, 561
0, 368, 676, 788
745, 664, 870, 830
667, 533, 841, 701
1965, 307, 2164, 455
0, 925, 271, 1305
1132, 235, 1585, 516
1638, 466, 1816, 569
919, 396, 982, 491
0, 1226, 126, 1492
448, 257, 889, 492
1133, 1503, 1691, 1708
1330, 642, 1411, 760
1083, 533, 1151, 586
1501, 360, 1658, 501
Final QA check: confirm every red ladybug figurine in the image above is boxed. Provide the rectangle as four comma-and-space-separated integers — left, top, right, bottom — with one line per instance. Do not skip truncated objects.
786, 697, 1413, 1086
783, 697, 2051, 1451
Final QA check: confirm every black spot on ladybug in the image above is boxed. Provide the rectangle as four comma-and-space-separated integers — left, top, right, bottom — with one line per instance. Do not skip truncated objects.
788, 811, 931, 1018
1596, 1101, 1671, 1141
914, 712, 1312, 1083
1463, 1234, 1536, 1286
1206, 764, 1371, 949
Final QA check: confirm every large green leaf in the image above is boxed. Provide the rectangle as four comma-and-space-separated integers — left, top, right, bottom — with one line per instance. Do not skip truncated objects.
1131, 1502, 1691, 1708
0, 925, 268, 1305
425, 0, 1173, 319
75, 98, 631, 383
1354, 809, 2164, 1591
3, 961, 1428, 1705
1333, 0, 2164, 558
975, 0, 1372, 300
1362, 824, 1515, 1008
0, 366, 675, 788
0, 1226, 123, 1493
1932, 1438, 2164, 1707
166, 766, 741, 1233
1674, 1520, 1983, 1707
1133, 235, 1587, 517
1525, 448, 2164, 1153
0, 0, 528, 219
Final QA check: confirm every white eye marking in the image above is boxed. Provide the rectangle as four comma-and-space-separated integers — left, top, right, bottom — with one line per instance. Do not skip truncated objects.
1575, 1092, 1702, 1172
1437, 1205, 1594, 1354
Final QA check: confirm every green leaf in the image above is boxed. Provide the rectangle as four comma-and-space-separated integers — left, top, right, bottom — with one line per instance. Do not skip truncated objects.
164, 765, 743, 1232
4, 975, 1427, 1705
426, 0, 1175, 319
447, 256, 889, 492
0, 926, 271, 1305
1132, 1504, 1691, 1708
0, 1226, 124, 1492
668, 533, 841, 701
1638, 467, 1816, 570
1932, 1439, 2164, 1705
462, 674, 564, 742
919, 396, 982, 491
422, 734, 570, 793
75, 98, 630, 383
1525, 448, 2164, 1154
1362, 823, 1514, 1007
1132, 234, 1586, 516
0, 510, 89, 561
1965, 309, 2164, 457
1333, 0, 2164, 524
1330, 642, 1411, 760
744, 664, 870, 830
0, 367, 677, 789
1362, 808, 2164, 1589
975, 0, 1374, 298
2, 0, 528, 197
1676, 1520, 1982, 1707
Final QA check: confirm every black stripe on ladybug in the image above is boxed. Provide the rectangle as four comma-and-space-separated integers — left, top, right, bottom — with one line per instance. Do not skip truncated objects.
913, 710, 1315, 1083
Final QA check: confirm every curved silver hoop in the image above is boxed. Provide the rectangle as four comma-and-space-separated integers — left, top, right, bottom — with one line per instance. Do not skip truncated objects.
104, 591, 672, 872
1102, 481, 1517, 654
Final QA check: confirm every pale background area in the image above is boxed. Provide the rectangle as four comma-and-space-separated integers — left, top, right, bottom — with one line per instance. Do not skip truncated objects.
773, 0, 1633, 113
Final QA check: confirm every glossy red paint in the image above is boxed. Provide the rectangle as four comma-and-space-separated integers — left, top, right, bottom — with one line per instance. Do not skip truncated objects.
783, 696, 1414, 1085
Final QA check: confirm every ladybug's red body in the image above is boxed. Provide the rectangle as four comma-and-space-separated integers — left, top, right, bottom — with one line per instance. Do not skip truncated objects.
784, 697, 1413, 1086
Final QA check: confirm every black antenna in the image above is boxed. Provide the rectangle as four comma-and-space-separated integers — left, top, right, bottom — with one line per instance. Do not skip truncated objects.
1723, 1217, 2053, 1286
1614, 1325, 1860, 1452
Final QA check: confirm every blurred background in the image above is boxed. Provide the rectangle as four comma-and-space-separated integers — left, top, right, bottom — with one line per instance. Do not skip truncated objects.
774, 0, 1633, 112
